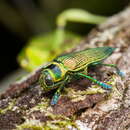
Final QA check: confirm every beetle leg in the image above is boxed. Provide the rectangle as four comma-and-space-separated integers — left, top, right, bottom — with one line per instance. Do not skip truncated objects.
51, 84, 65, 105
99, 63, 125, 77
77, 73, 112, 89
51, 76, 70, 105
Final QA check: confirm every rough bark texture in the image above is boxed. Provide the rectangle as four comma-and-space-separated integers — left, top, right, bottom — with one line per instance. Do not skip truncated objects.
0, 7, 130, 130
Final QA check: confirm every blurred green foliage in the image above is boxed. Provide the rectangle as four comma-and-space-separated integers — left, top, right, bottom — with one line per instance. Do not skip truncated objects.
18, 8, 107, 71
0, 0, 128, 71
18, 30, 81, 71
0, 0, 128, 38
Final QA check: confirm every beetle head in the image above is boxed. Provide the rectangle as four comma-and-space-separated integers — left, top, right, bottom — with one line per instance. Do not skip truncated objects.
39, 62, 67, 91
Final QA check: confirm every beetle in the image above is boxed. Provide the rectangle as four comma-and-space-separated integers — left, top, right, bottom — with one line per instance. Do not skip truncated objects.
39, 47, 123, 105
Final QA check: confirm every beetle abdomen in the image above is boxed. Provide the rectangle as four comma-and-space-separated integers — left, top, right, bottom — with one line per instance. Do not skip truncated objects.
55, 47, 115, 71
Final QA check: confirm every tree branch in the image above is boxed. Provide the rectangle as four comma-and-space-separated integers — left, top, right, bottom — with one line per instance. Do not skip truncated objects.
0, 7, 130, 130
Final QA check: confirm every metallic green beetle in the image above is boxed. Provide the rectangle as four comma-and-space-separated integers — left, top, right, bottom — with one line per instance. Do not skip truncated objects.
39, 47, 123, 105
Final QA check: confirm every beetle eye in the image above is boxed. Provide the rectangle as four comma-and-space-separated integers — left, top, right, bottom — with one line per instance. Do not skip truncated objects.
44, 73, 53, 86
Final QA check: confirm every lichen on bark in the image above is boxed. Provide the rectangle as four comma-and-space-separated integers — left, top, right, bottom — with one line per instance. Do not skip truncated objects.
1, 7, 130, 130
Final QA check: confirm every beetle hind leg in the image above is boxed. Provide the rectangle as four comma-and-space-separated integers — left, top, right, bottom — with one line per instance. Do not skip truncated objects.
100, 63, 125, 77
91, 62, 125, 77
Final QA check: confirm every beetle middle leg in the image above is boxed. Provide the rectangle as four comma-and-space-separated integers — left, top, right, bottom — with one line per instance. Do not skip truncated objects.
77, 73, 112, 89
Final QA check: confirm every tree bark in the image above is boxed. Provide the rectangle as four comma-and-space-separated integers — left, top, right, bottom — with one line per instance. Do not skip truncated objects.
0, 7, 130, 130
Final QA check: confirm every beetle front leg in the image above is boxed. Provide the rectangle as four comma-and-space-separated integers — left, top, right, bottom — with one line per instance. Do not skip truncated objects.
51, 84, 65, 105
51, 76, 70, 105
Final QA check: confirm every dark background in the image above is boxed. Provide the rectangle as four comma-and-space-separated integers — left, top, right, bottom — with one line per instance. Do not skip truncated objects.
0, 0, 129, 80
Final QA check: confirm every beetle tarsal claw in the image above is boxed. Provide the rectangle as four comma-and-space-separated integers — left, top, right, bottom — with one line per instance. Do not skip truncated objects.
116, 70, 125, 77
